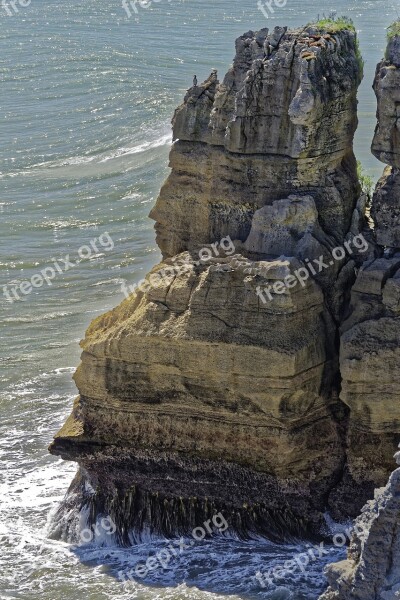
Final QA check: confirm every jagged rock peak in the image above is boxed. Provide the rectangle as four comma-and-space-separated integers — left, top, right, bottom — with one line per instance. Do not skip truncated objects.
151, 24, 362, 258
173, 25, 362, 156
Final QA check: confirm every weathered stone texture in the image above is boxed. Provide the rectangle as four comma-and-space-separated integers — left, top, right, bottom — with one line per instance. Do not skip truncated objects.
151, 26, 362, 258
50, 24, 369, 543
319, 467, 400, 600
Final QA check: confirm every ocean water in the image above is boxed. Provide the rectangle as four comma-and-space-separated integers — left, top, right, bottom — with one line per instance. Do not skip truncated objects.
0, 0, 397, 598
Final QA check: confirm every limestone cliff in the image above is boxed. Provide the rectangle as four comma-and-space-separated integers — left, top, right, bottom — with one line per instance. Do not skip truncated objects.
50, 24, 371, 544
319, 454, 400, 600
371, 33, 400, 246
150, 26, 361, 258
318, 28, 400, 600
336, 30, 400, 518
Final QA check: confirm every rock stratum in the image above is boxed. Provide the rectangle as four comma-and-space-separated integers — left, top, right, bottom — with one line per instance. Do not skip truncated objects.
49, 22, 399, 552
318, 30, 400, 600
319, 459, 400, 600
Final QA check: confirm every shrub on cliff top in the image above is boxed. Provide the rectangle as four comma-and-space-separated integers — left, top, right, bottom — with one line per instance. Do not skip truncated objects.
314, 14, 356, 33
357, 160, 374, 198
387, 21, 400, 40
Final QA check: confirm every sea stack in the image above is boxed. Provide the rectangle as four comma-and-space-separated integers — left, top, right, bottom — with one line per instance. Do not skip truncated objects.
49, 23, 377, 543
319, 26, 400, 600
336, 27, 400, 516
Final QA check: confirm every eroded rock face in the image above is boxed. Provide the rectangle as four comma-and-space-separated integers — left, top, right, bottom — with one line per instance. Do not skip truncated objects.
50, 24, 367, 543
371, 33, 400, 249
319, 467, 400, 600
320, 31, 400, 599
337, 258, 400, 508
372, 166, 400, 248
151, 26, 362, 258
372, 36, 400, 167
335, 33, 400, 512
50, 253, 346, 540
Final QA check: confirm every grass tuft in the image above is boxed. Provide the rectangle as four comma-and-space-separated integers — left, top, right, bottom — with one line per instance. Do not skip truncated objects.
387, 21, 400, 40
312, 13, 356, 33
357, 160, 374, 197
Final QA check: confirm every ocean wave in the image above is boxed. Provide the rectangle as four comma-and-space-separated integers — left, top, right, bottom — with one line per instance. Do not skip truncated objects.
0, 131, 172, 179
3, 312, 75, 323
98, 133, 172, 163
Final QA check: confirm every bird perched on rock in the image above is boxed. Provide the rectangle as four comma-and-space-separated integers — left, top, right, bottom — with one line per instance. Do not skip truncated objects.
210, 68, 218, 81
193, 75, 198, 87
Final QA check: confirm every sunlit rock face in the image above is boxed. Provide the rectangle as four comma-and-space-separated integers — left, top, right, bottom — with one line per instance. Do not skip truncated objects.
319, 467, 400, 600
319, 31, 400, 600
335, 33, 400, 519
50, 24, 369, 543
150, 26, 362, 258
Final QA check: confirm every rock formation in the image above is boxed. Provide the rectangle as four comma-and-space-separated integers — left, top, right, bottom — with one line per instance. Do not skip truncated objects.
333, 30, 400, 519
49, 23, 377, 544
318, 27, 400, 600
150, 25, 362, 258
371, 33, 400, 246
319, 449, 400, 600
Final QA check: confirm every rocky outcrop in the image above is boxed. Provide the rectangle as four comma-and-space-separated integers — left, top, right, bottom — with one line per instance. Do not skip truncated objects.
335, 258, 400, 512
319, 28, 400, 600
371, 33, 400, 246
150, 26, 361, 258
50, 253, 344, 541
335, 30, 400, 518
50, 23, 370, 544
371, 35, 400, 167
319, 454, 400, 600
372, 166, 400, 247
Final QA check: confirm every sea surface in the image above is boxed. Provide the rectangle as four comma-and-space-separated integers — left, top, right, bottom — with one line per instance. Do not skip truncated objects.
0, 0, 397, 598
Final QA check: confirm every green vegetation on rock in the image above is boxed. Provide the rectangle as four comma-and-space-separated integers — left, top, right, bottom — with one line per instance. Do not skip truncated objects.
387, 21, 400, 40
357, 160, 374, 197
314, 15, 356, 33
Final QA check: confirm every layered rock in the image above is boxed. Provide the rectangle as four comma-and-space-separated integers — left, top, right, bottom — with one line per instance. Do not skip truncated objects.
332, 257, 400, 517
371, 32, 400, 246
319, 29, 400, 600
50, 24, 367, 543
50, 253, 344, 541
371, 34, 400, 167
150, 26, 361, 257
334, 31, 400, 519
319, 457, 400, 600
